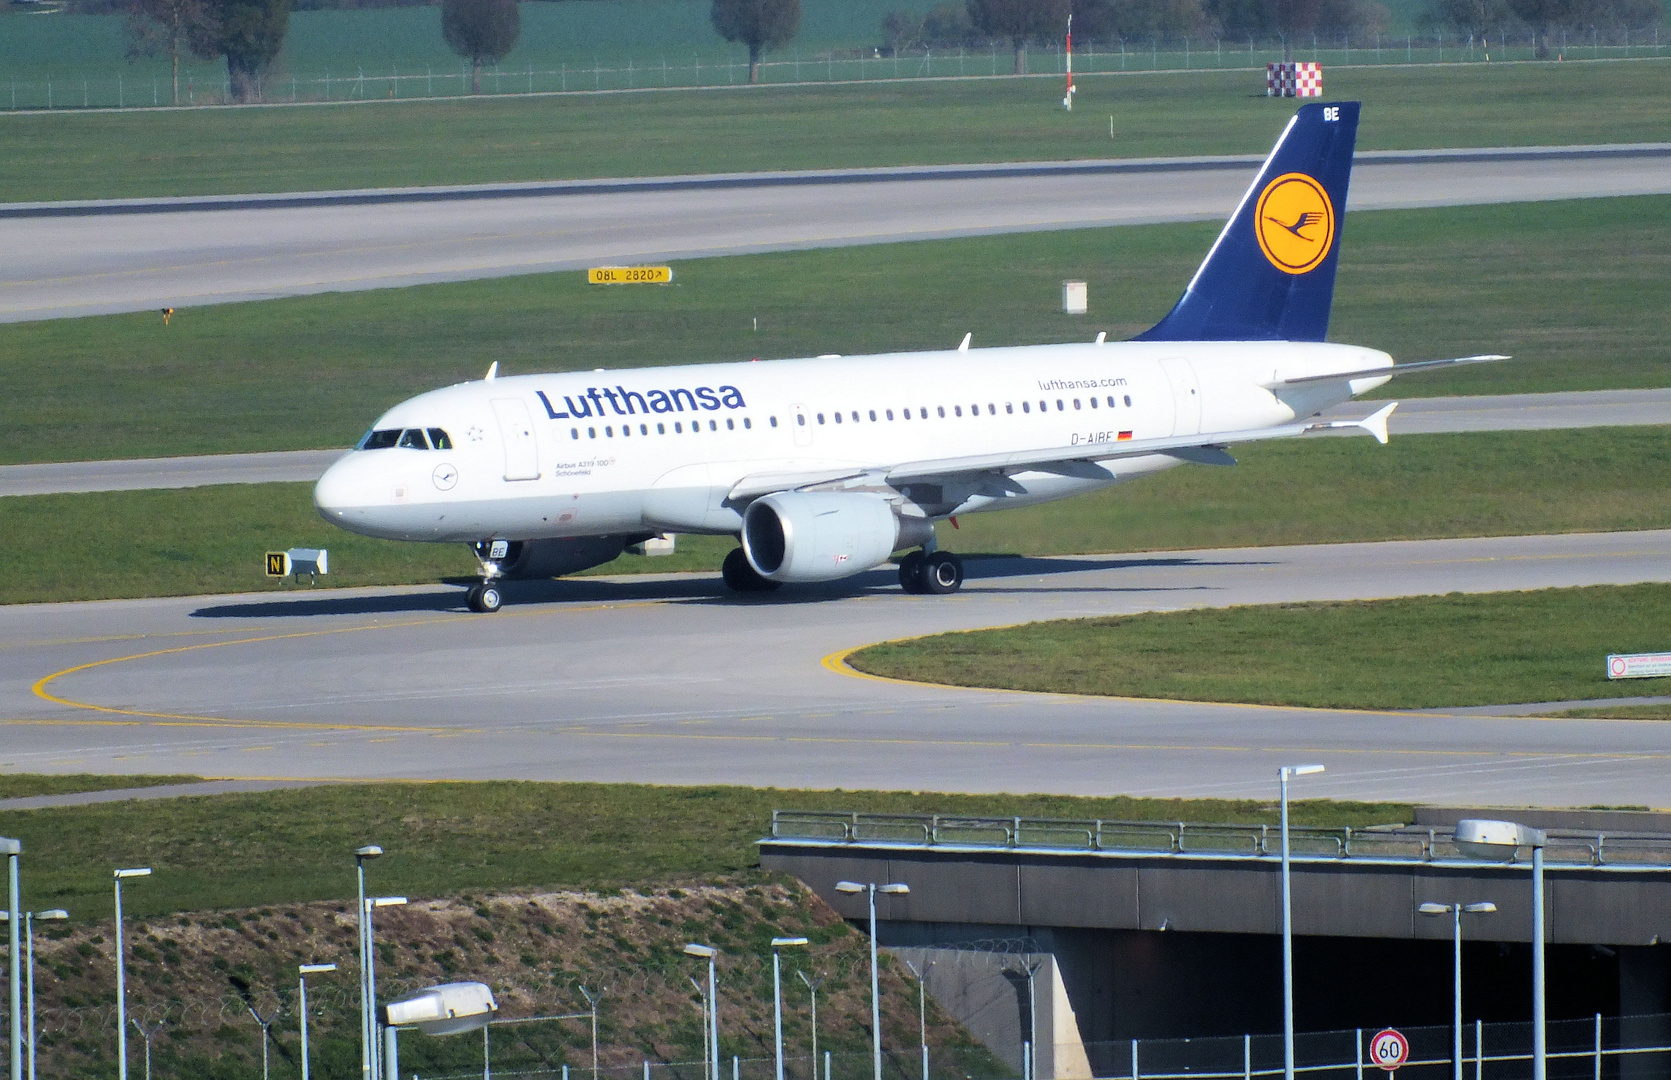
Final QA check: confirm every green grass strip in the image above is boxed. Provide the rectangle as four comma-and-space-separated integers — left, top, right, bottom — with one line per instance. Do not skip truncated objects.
847, 584, 1671, 710
0, 773, 204, 800
3, 426, 1669, 604
3, 196, 1667, 466
0, 781, 1411, 919
1554, 704, 1671, 719
2, 62, 1667, 202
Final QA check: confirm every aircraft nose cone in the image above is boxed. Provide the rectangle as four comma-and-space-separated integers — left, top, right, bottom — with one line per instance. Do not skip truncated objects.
313, 453, 366, 522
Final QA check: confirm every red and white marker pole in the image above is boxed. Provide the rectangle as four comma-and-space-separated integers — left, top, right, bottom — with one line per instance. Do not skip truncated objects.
1063, 14, 1075, 110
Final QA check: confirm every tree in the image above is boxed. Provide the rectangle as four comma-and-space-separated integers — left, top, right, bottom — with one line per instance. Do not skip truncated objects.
442, 0, 520, 92
966, 0, 1069, 73
187, 0, 290, 103
124, 0, 213, 105
881, 10, 922, 53
711, 0, 802, 83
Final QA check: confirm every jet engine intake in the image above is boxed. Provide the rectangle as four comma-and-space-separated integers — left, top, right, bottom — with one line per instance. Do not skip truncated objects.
742, 492, 930, 583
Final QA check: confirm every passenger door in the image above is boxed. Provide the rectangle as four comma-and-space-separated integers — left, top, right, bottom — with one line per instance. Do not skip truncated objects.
491, 398, 541, 481
1160, 358, 1202, 437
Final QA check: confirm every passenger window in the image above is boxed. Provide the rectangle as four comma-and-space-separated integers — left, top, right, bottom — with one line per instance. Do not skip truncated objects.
816, 413, 825, 425
744, 418, 752, 429
398, 429, 429, 450
919, 408, 928, 419
571, 428, 579, 440
770, 417, 778, 428
658, 423, 666, 434
1073, 399, 1082, 410
988, 404, 996, 415
428, 428, 453, 449
901, 409, 910, 421
834, 413, 843, 424
1124, 395, 1133, 406
606, 426, 615, 437
851, 411, 859, 422
954, 406, 962, 417
869, 410, 877, 421
1091, 398, 1099, 409
1107, 396, 1116, 407
588, 427, 597, 438
709, 420, 717, 431
886, 409, 895, 420
640, 424, 648, 435
1057, 400, 1065, 411
676, 422, 683, 433
796, 415, 806, 426
1022, 402, 1031, 413
726, 418, 734, 430
359, 429, 401, 450
1005, 403, 1013, 414
937, 406, 946, 418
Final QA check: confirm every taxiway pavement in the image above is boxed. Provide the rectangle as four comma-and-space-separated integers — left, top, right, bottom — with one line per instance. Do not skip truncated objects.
5, 145, 1668, 322
5, 529, 1670, 807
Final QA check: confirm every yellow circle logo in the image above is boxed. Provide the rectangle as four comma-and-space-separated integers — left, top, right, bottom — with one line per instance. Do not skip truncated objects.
1254, 172, 1335, 275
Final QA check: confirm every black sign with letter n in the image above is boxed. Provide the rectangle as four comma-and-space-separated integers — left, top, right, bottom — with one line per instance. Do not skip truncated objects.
266, 552, 288, 577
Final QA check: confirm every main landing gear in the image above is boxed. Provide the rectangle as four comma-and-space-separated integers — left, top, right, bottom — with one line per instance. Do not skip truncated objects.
898, 550, 964, 595
722, 548, 781, 593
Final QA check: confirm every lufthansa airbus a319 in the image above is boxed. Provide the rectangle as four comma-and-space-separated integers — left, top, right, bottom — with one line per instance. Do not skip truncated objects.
314, 101, 1505, 612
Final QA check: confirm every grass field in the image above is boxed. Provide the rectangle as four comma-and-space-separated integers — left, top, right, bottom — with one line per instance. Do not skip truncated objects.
0, 780, 1409, 919
1557, 704, 1671, 718
2, 62, 1668, 201
0, 772, 201, 799
3, 196, 1666, 469
845, 584, 1671, 709
4, 425, 1669, 604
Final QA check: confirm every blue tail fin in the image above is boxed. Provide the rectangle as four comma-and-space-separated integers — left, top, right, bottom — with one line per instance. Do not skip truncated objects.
1137, 101, 1359, 343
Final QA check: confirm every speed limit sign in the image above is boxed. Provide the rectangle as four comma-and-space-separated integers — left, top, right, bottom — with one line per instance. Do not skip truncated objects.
1370, 1029, 1410, 1072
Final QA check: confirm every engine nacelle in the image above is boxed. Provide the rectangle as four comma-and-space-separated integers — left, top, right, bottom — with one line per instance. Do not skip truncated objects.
742, 492, 930, 583
489, 536, 629, 579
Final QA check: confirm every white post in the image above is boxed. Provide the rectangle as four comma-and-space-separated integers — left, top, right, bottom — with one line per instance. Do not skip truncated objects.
869, 886, 881, 1080
367, 898, 380, 1080
775, 950, 785, 1080
1474, 1019, 1482, 1080
1280, 769, 1294, 1080
1130, 1039, 1138, 1080
114, 878, 126, 1080
1593, 1013, 1601, 1080
357, 861, 370, 1080
1533, 843, 1546, 1080
1355, 1028, 1362, 1080
1023, 1041, 1031, 1080
25, 916, 35, 1080
709, 957, 719, 1080
1244, 1034, 1251, 1080
1452, 905, 1463, 1080
384, 1025, 398, 1080
300, 977, 311, 1080
7, 843, 19, 1080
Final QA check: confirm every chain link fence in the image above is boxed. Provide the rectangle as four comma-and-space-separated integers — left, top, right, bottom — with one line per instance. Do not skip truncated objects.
3, 30, 1665, 110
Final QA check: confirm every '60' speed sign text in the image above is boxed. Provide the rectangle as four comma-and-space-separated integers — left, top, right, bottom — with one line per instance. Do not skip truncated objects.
1370, 1029, 1410, 1072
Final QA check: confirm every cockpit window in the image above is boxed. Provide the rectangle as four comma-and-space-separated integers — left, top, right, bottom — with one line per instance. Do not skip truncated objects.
359, 429, 401, 450
398, 429, 431, 450
428, 428, 453, 450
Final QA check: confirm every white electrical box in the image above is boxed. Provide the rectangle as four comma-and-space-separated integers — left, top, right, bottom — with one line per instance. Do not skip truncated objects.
1062, 280, 1088, 315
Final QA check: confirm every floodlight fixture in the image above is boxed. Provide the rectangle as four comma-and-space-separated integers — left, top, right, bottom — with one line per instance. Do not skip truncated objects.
683, 943, 717, 959
834, 881, 863, 893
771, 937, 809, 948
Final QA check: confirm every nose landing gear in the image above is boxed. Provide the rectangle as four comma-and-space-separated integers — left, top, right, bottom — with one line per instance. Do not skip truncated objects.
467, 540, 508, 613
898, 549, 963, 594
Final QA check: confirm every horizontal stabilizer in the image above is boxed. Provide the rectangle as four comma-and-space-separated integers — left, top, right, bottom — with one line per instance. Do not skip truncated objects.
1270, 354, 1510, 387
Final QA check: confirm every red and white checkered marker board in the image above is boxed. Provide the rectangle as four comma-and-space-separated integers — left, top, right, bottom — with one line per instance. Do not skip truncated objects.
1266, 62, 1323, 97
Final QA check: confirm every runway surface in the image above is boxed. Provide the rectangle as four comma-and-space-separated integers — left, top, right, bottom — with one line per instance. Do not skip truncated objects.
3, 388, 1665, 496
5, 145, 1668, 322
5, 529, 1670, 807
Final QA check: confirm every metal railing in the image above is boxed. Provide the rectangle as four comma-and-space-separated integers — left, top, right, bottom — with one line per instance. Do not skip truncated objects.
767, 810, 1671, 868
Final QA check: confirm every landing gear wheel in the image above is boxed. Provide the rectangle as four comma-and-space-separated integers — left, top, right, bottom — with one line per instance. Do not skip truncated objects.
921, 551, 964, 595
897, 551, 928, 594
722, 547, 780, 593
467, 584, 504, 613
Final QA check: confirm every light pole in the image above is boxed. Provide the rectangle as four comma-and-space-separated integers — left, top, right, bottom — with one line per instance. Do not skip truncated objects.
684, 943, 720, 1080
1278, 764, 1324, 1080
113, 868, 152, 1080
797, 971, 825, 1080
4, 837, 19, 1080
772, 938, 809, 1080
299, 963, 337, 1080
903, 958, 933, 1080
365, 895, 406, 1080
835, 880, 911, 1080
1419, 902, 1496, 1080
26, 909, 67, 1080
354, 845, 383, 1080
1454, 819, 1547, 1080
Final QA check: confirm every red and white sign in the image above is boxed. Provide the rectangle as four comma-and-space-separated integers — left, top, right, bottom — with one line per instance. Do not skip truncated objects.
1369, 1029, 1409, 1072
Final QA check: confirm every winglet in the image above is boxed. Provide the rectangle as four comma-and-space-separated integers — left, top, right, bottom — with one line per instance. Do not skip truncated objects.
958, 333, 972, 352
485, 361, 499, 382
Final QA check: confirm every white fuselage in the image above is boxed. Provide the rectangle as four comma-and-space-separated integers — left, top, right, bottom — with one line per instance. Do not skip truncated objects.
313, 339, 1392, 544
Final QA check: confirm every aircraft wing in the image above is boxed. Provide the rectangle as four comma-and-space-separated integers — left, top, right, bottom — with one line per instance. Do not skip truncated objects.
726, 404, 1397, 500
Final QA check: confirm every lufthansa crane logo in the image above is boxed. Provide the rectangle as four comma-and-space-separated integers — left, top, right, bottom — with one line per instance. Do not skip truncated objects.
1254, 172, 1335, 275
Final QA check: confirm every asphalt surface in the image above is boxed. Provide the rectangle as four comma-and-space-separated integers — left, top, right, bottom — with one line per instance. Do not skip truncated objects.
5, 145, 1668, 322
5, 529, 1670, 807
3, 389, 1665, 496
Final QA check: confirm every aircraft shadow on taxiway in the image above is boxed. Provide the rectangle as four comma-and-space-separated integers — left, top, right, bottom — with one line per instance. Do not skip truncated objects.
189, 554, 1267, 619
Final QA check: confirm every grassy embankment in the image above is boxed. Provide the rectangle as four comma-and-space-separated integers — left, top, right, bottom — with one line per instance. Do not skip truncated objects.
846, 583, 1671, 709
5, 424, 1671, 603
1, 61, 1667, 200
0, 781, 1407, 921
3, 195, 1666, 469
